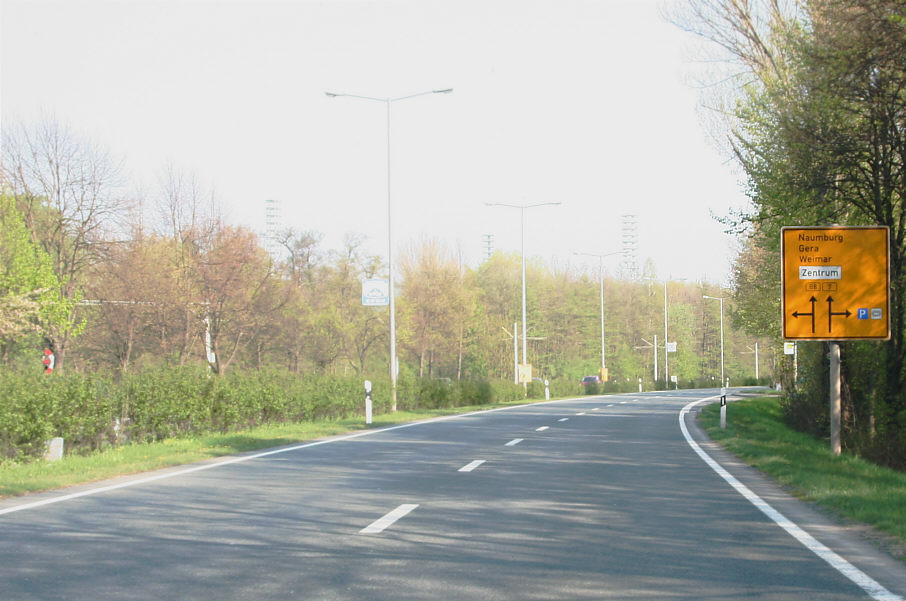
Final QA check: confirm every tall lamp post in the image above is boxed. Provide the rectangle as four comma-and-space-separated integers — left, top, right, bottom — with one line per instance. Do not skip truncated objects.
486, 202, 560, 386
663, 280, 669, 388
326, 88, 453, 410
703, 294, 727, 387
645, 276, 685, 389
574, 250, 623, 381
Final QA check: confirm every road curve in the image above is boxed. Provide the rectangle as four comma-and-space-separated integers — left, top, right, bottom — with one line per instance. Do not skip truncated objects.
2, 388, 904, 600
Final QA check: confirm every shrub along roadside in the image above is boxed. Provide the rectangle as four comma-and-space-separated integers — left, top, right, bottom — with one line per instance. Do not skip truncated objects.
700, 395, 906, 555
0, 399, 551, 498
0, 367, 533, 464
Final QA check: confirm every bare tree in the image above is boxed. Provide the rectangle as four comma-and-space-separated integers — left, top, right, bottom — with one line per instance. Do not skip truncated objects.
195, 223, 276, 375
80, 233, 177, 371
0, 118, 128, 369
670, 0, 802, 77
151, 164, 218, 364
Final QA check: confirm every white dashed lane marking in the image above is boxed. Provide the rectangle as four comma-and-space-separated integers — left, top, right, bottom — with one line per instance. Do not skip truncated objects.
360, 504, 419, 535
458, 460, 486, 473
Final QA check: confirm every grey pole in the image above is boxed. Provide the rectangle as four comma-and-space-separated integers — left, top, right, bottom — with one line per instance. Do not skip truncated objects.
486, 201, 560, 389
514, 322, 518, 384
386, 98, 396, 410
574, 250, 622, 380
664, 281, 669, 389
326, 89, 452, 411
520, 207, 527, 371
704, 295, 727, 387
830, 342, 842, 455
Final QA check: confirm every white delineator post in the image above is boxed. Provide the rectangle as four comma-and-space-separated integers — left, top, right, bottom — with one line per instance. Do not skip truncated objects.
364, 380, 373, 425
720, 387, 727, 429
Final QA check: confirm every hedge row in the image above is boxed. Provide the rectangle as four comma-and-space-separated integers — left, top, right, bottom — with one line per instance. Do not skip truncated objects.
0, 367, 530, 463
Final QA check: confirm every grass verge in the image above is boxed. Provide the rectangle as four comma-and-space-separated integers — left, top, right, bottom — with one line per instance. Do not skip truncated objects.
0, 401, 536, 499
700, 395, 906, 555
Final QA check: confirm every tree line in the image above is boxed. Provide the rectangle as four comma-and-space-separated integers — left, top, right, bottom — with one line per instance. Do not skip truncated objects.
0, 118, 764, 389
676, 0, 906, 468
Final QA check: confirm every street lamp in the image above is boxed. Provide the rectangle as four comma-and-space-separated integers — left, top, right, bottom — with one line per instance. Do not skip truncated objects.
574, 250, 623, 381
703, 294, 727, 387
486, 201, 561, 386
326, 88, 452, 410
645, 276, 685, 389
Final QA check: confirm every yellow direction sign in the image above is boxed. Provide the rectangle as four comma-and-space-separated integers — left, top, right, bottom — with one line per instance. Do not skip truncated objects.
781, 226, 890, 340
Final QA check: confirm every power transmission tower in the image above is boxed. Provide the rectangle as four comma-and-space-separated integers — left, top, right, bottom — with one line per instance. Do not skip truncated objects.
264, 198, 282, 261
484, 233, 494, 262
620, 214, 640, 280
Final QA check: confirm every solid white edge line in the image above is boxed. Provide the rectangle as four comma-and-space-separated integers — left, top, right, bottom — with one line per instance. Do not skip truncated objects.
680, 396, 902, 601
1, 395, 582, 516
359, 503, 419, 534
458, 460, 486, 472
505, 438, 523, 446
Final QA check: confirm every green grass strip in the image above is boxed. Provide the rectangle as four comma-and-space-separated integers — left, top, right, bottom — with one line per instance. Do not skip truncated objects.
0, 400, 541, 499
701, 395, 906, 551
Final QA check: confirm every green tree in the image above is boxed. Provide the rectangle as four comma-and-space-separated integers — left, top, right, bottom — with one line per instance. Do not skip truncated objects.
0, 193, 70, 361
471, 253, 522, 379
325, 235, 385, 375
1, 119, 126, 370
681, 0, 906, 465
398, 239, 475, 378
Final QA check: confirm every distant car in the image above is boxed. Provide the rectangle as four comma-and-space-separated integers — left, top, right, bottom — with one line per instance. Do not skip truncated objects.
580, 375, 602, 386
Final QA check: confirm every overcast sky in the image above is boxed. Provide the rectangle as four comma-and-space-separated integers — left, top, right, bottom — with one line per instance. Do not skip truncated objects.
2, 0, 748, 285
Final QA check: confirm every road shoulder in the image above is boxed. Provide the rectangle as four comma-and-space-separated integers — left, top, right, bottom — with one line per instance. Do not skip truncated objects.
683, 398, 906, 597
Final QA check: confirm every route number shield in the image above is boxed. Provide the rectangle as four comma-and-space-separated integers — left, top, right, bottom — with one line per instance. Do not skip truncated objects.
781, 226, 890, 340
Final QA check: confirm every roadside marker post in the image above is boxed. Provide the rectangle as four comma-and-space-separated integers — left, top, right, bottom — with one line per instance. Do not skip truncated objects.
364, 380, 373, 425
781, 226, 890, 455
719, 388, 727, 429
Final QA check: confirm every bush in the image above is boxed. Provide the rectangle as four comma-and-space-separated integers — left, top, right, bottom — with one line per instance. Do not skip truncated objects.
0, 372, 54, 461
402, 377, 509, 410
0, 367, 537, 464
458, 379, 494, 405
780, 343, 829, 439
0, 371, 118, 461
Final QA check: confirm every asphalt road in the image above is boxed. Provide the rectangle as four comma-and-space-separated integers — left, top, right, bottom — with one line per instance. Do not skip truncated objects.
2, 389, 905, 600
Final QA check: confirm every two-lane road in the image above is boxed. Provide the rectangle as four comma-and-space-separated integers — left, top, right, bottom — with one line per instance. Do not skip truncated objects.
2, 389, 904, 600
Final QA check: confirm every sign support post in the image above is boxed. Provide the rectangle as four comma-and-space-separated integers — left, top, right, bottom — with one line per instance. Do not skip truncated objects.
830, 343, 841, 455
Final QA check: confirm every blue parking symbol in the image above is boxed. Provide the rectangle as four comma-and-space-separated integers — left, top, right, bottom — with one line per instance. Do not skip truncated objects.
857, 308, 869, 320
